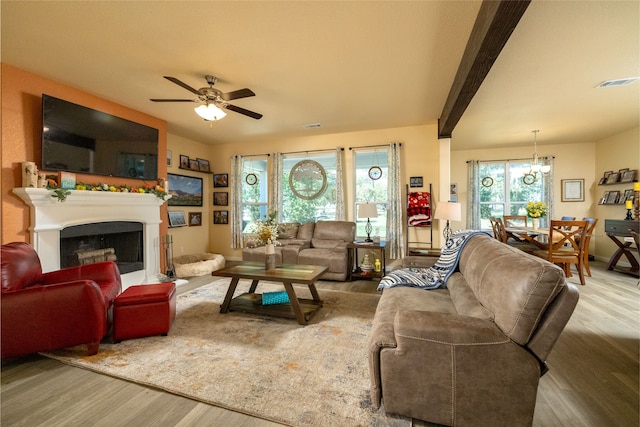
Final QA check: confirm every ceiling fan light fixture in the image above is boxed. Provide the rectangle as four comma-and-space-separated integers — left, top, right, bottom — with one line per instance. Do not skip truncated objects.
194, 103, 227, 121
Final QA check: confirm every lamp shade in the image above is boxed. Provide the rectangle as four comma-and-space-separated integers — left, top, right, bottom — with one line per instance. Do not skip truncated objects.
194, 103, 227, 121
434, 201, 461, 221
358, 203, 378, 219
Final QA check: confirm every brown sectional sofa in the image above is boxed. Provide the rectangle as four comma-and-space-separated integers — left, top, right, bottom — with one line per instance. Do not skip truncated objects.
242, 220, 356, 281
368, 233, 579, 426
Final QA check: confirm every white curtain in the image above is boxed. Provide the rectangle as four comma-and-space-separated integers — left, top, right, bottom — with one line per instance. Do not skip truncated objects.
230, 155, 244, 249
335, 148, 346, 220
270, 153, 283, 221
541, 156, 555, 228
386, 142, 404, 259
467, 160, 481, 230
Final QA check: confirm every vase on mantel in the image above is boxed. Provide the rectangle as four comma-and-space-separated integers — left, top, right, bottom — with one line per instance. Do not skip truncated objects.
532, 218, 539, 230
265, 242, 276, 270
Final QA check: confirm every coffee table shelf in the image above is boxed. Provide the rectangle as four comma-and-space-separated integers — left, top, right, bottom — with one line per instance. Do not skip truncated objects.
212, 262, 328, 325
228, 293, 323, 322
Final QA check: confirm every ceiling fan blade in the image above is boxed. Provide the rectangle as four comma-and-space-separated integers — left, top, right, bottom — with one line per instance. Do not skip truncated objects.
221, 88, 256, 101
150, 98, 198, 102
163, 76, 201, 96
224, 104, 263, 120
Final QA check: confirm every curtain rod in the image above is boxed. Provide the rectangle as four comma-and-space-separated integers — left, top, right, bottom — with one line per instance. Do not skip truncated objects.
283, 147, 344, 155
466, 155, 555, 163
233, 154, 271, 158
348, 143, 401, 150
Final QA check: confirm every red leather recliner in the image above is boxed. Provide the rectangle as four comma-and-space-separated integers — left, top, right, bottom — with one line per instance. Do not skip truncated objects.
1, 242, 122, 359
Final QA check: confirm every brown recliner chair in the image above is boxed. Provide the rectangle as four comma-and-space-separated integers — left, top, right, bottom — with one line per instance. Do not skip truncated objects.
1, 242, 122, 359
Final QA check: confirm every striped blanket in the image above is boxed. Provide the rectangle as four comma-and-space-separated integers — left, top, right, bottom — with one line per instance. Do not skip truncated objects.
377, 230, 490, 291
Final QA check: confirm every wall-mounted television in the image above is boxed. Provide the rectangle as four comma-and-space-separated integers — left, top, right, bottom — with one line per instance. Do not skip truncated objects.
42, 94, 159, 180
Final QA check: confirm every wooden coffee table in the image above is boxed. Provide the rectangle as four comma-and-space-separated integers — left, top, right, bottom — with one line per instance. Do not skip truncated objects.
212, 262, 328, 325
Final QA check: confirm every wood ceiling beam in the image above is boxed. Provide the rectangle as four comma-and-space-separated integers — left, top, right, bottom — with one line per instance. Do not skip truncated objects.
438, 0, 531, 139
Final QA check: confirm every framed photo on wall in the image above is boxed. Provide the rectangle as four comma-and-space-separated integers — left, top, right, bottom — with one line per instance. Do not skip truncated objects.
197, 158, 211, 173
168, 173, 203, 206
168, 211, 187, 227
179, 155, 190, 169
188, 212, 202, 226
561, 179, 584, 202
213, 173, 228, 188
213, 210, 229, 224
213, 192, 228, 206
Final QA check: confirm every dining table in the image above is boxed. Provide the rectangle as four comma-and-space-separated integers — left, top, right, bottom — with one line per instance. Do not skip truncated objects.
505, 226, 551, 250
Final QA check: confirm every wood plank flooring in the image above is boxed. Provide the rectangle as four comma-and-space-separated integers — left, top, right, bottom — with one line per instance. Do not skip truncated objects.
2, 262, 638, 426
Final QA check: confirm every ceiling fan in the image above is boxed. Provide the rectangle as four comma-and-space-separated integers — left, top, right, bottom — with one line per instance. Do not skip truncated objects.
150, 75, 263, 120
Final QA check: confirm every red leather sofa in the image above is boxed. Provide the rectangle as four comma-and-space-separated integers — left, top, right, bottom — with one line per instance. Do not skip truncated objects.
1, 242, 122, 359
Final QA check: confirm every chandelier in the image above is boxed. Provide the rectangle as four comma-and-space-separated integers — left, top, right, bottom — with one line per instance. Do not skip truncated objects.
529, 130, 550, 175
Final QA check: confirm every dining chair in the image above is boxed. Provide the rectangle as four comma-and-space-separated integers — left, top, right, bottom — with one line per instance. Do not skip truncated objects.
493, 216, 537, 253
576, 218, 598, 277
503, 215, 528, 227
533, 220, 589, 286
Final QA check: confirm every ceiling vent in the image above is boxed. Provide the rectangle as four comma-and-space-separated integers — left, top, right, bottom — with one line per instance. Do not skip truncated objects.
596, 77, 640, 88
303, 123, 323, 129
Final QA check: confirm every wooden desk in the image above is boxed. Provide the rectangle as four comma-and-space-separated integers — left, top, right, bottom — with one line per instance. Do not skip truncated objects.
212, 262, 328, 325
604, 219, 639, 278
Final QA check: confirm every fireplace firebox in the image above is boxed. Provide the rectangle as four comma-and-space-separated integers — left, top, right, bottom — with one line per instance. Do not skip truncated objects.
60, 221, 144, 274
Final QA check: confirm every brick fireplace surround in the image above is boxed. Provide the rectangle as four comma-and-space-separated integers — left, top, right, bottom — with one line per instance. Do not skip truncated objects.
13, 188, 169, 289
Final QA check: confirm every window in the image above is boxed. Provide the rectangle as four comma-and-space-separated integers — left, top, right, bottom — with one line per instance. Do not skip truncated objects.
241, 156, 268, 232
353, 149, 388, 239
281, 152, 337, 223
478, 160, 545, 230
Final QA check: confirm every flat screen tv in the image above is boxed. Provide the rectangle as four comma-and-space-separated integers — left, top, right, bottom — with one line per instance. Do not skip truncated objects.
42, 94, 159, 180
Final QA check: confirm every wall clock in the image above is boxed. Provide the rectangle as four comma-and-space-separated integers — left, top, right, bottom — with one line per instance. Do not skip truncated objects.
245, 173, 258, 185
289, 160, 327, 200
522, 173, 536, 185
368, 166, 382, 180
481, 176, 494, 188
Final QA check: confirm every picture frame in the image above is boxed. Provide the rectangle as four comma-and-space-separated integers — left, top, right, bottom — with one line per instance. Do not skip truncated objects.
180, 155, 190, 169
189, 159, 199, 170
619, 168, 629, 174
561, 179, 584, 202
213, 210, 229, 224
58, 171, 76, 189
623, 189, 634, 203
168, 173, 203, 206
620, 169, 637, 183
197, 158, 211, 173
606, 190, 619, 204
168, 211, 187, 227
167, 150, 172, 167
599, 191, 610, 205
598, 177, 607, 185
606, 172, 620, 184
603, 170, 613, 178
188, 212, 202, 226
213, 173, 229, 188
213, 192, 228, 206
409, 176, 423, 188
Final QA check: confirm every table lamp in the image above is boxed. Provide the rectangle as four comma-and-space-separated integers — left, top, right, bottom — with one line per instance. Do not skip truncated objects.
358, 203, 378, 242
434, 201, 461, 244
625, 199, 633, 220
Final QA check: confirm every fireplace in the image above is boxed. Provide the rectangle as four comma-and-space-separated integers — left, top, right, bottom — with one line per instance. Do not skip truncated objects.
60, 221, 144, 274
13, 188, 169, 289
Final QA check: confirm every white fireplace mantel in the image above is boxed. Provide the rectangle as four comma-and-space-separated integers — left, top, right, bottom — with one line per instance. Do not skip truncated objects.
13, 187, 170, 288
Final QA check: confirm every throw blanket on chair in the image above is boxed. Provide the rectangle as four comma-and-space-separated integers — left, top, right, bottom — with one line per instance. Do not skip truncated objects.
378, 230, 490, 291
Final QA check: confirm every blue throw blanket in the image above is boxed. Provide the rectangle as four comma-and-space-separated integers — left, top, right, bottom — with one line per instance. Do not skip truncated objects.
377, 230, 490, 291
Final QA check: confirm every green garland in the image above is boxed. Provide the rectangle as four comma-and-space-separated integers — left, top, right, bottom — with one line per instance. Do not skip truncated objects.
46, 180, 167, 202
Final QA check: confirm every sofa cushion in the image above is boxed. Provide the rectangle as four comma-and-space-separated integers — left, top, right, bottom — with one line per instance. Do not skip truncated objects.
277, 222, 300, 239
311, 238, 343, 249
459, 234, 565, 345
447, 272, 493, 321
297, 222, 316, 240
313, 220, 355, 241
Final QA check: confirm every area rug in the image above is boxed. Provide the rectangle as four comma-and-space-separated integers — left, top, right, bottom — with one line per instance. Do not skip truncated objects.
41, 279, 409, 427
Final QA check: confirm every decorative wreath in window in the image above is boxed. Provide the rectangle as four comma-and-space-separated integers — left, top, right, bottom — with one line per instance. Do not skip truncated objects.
288, 160, 327, 200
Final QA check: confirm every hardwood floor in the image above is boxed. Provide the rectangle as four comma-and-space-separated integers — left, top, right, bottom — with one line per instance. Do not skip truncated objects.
2, 262, 638, 426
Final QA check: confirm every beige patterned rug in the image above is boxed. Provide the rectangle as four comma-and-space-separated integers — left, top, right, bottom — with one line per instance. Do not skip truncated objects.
41, 279, 409, 427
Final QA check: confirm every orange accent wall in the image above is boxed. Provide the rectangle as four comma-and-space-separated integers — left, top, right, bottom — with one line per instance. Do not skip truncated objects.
1, 64, 168, 253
